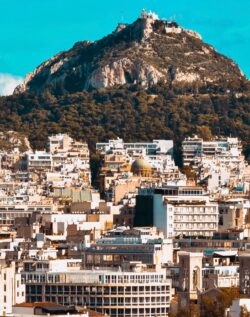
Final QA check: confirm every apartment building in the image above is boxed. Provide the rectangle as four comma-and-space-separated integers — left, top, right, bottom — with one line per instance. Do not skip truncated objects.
239, 253, 250, 296
0, 261, 25, 316
22, 259, 173, 317
82, 226, 173, 267
182, 136, 243, 166
203, 251, 239, 289
135, 186, 218, 238
48, 134, 73, 154
96, 138, 174, 157
218, 198, 250, 231
25, 151, 53, 171
0, 203, 54, 228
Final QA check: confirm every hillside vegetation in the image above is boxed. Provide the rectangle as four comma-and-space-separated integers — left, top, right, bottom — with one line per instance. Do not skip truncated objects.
1, 81, 250, 164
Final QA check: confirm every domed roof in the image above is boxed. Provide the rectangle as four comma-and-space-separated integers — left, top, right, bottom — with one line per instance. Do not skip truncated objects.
131, 158, 152, 174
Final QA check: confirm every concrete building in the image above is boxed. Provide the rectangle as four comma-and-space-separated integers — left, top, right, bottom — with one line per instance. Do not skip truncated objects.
218, 198, 250, 231
178, 251, 203, 306
26, 151, 52, 171
22, 259, 173, 317
96, 138, 174, 157
0, 203, 54, 228
135, 186, 218, 238
182, 136, 243, 166
239, 253, 250, 296
48, 134, 73, 154
203, 251, 239, 289
0, 261, 25, 316
82, 226, 173, 267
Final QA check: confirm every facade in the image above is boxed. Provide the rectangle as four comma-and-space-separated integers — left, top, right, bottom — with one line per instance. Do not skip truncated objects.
26, 151, 53, 171
22, 259, 173, 317
182, 136, 242, 166
218, 198, 250, 231
96, 138, 174, 157
203, 251, 239, 289
0, 261, 25, 316
82, 227, 173, 267
239, 253, 250, 296
0, 203, 54, 228
135, 186, 218, 238
178, 252, 203, 306
48, 134, 73, 154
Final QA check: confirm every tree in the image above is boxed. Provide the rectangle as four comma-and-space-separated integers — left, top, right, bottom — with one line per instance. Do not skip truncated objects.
196, 125, 213, 141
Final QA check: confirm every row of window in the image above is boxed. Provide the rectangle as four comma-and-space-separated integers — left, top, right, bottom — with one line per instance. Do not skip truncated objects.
175, 223, 216, 229
103, 274, 165, 284
39, 285, 170, 294
174, 207, 217, 213
27, 295, 169, 307
175, 215, 217, 221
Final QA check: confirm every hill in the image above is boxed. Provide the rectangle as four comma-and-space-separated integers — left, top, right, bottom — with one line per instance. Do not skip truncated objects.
15, 12, 246, 94
0, 11, 249, 164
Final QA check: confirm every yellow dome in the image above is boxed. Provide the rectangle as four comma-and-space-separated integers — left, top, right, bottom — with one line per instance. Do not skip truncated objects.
131, 158, 152, 177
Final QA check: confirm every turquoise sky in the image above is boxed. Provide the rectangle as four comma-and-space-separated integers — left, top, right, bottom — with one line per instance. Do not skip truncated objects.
0, 0, 250, 79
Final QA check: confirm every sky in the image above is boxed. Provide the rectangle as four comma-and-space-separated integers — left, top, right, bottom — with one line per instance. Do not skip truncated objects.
0, 0, 250, 95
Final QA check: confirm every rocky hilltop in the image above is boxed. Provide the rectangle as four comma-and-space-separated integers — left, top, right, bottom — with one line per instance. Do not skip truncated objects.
15, 11, 246, 94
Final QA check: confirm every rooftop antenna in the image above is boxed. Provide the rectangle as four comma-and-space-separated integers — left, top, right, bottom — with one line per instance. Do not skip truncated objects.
141, 8, 147, 19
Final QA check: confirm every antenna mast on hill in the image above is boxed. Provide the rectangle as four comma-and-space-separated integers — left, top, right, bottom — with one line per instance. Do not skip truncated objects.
141, 8, 147, 19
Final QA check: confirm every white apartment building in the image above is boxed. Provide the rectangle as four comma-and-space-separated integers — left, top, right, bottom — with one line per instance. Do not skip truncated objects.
136, 186, 218, 238
171, 199, 218, 238
203, 265, 239, 288
48, 134, 73, 154
42, 213, 88, 235
22, 259, 173, 317
47, 134, 90, 186
26, 151, 52, 171
0, 261, 25, 316
182, 136, 243, 166
218, 198, 250, 231
145, 154, 177, 172
203, 250, 239, 289
48, 134, 89, 164
96, 138, 174, 157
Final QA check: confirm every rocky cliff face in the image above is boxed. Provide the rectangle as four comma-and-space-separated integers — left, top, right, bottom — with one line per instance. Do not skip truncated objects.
0, 131, 31, 152
15, 15, 246, 94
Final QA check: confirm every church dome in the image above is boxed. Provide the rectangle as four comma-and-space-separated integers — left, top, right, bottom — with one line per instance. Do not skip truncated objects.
131, 158, 152, 177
